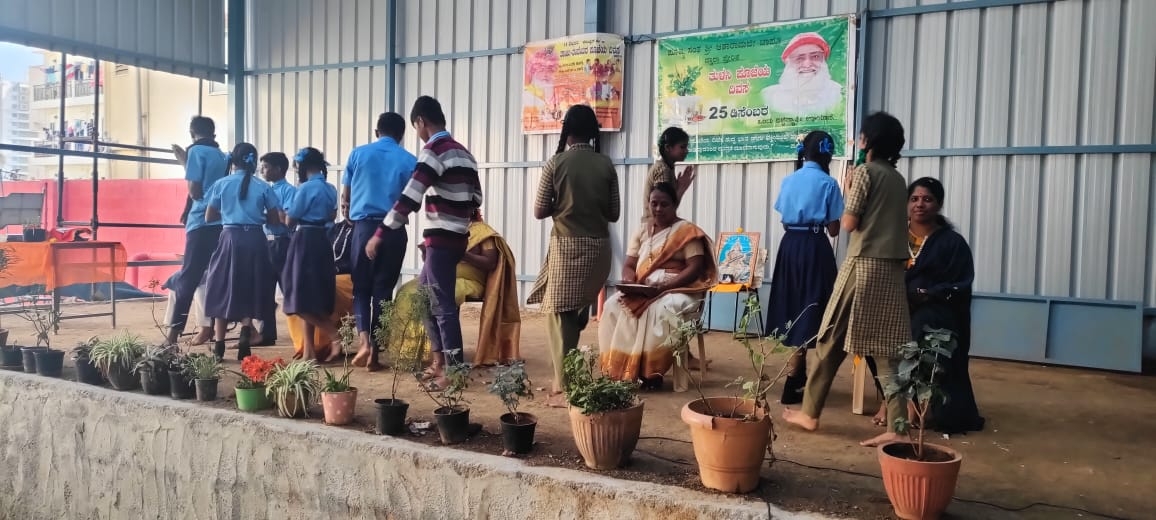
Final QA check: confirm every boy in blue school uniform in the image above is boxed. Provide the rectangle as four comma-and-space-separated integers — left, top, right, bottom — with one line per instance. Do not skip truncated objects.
256, 152, 297, 345
281, 147, 341, 361
341, 112, 416, 371
167, 116, 229, 346
203, 143, 283, 361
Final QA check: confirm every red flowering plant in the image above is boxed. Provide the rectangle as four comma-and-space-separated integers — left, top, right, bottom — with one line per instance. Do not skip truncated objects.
233, 355, 285, 389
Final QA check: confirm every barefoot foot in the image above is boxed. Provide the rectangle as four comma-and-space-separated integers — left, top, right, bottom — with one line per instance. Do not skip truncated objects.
190, 330, 212, 346
872, 408, 887, 428
860, 431, 906, 447
351, 350, 369, 367
366, 361, 385, 372
782, 408, 819, 431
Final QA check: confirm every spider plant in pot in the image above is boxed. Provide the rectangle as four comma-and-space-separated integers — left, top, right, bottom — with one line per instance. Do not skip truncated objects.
167, 347, 196, 399
71, 336, 105, 385
877, 327, 963, 520
421, 355, 472, 445
134, 345, 176, 395
372, 289, 431, 435
320, 315, 358, 426
669, 297, 803, 493
563, 347, 643, 470
265, 359, 321, 418
231, 355, 282, 412
17, 303, 62, 376
90, 331, 147, 391
183, 353, 224, 402
489, 361, 536, 455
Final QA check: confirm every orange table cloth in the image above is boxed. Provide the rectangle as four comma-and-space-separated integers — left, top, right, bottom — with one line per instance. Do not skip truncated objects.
2, 241, 128, 291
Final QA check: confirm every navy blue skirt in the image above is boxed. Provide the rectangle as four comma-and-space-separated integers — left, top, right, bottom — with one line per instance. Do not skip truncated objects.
766, 229, 838, 348
281, 226, 336, 316
205, 226, 274, 321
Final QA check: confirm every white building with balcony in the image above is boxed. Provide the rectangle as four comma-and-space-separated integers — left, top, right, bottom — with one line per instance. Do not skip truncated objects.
0, 80, 34, 178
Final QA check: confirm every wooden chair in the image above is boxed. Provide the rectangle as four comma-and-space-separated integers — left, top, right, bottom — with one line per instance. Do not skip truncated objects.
672, 299, 709, 393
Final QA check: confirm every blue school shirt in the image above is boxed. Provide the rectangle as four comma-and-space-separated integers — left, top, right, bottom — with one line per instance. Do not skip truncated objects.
265, 178, 297, 237
184, 145, 230, 232
205, 171, 281, 226
774, 161, 845, 226
342, 136, 417, 221
287, 175, 338, 224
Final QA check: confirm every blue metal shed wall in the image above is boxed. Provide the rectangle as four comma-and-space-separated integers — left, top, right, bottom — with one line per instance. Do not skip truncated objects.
0, 0, 227, 81
245, 0, 1156, 311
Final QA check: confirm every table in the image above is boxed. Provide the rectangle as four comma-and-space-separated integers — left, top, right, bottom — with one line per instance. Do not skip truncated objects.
0, 241, 127, 329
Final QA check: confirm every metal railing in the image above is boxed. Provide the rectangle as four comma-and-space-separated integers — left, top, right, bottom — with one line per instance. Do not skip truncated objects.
32, 81, 99, 102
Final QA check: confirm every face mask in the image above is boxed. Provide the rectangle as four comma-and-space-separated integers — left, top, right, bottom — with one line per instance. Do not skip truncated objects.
855, 149, 867, 166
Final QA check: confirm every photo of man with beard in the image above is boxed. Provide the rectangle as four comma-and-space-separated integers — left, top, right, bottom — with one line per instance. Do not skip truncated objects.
761, 32, 844, 116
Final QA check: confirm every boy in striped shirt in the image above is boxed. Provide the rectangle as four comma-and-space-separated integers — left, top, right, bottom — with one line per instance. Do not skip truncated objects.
367, 96, 483, 388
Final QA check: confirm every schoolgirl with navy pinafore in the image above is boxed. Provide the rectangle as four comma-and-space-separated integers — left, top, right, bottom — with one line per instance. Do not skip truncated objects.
766, 131, 846, 405
204, 143, 283, 361
280, 147, 340, 362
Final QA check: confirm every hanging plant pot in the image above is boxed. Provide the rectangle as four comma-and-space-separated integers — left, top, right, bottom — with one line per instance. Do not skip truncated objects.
434, 406, 470, 445
105, 364, 140, 391
21, 346, 47, 373
568, 401, 645, 470
234, 386, 270, 412
0, 345, 21, 367
374, 398, 409, 436
878, 442, 963, 520
681, 397, 772, 493
75, 359, 104, 385
195, 379, 219, 401
499, 412, 538, 454
321, 388, 358, 426
33, 349, 65, 377
140, 366, 171, 395
168, 369, 195, 399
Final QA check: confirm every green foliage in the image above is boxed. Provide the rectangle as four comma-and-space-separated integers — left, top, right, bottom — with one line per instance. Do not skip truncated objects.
134, 344, 178, 374
563, 347, 637, 415
323, 315, 356, 393
70, 336, 101, 362
337, 313, 358, 353
488, 361, 533, 418
17, 302, 61, 348
421, 358, 471, 411
265, 359, 322, 418
667, 65, 702, 96
376, 287, 432, 399
881, 326, 957, 461
89, 331, 146, 373
182, 353, 223, 380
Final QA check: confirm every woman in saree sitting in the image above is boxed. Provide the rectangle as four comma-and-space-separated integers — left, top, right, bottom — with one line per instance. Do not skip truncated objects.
399, 209, 521, 370
599, 182, 717, 389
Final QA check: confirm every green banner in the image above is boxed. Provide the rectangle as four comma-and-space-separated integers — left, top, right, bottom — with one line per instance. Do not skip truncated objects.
655, 16, 853, 163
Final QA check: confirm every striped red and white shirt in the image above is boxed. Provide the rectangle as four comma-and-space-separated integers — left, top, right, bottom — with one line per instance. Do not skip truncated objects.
378, 132, 482, 248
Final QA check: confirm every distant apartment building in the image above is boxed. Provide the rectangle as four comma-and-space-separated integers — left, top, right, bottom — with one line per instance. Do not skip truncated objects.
0, 80, 35, 178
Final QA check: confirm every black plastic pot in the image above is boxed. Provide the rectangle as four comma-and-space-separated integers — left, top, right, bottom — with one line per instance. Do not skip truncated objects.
75, 359, 104, 385
499, 412, 538, 454
434, 406, 470, 445
21, 347, 47, 373
140, 366, 171, 395
375, 398, 410, 436
1, 346, 24, 368
195, 379, 219, 401
168, 370, 195, 400
22, 229, 46, 242
33, 349, 64, 378
106, 364, 140, 391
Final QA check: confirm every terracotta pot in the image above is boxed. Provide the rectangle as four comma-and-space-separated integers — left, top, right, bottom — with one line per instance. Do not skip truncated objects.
680, 397, 772, 493
878, 442, 962, 520
278, 390, 308, 418
321, 388, 358, 425
568, 401, 644, 470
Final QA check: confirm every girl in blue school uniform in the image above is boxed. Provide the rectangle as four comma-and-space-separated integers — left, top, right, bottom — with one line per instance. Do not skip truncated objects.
204, 143, 283, 361
280, 147, 341, 362
767, 130, 846, 405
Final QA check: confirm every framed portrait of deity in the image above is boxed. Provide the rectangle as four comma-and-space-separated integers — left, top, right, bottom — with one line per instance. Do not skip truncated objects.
715, 231, 761, 286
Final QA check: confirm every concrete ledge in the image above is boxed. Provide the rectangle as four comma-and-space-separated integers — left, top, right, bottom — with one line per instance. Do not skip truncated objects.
0, 372, 834, 519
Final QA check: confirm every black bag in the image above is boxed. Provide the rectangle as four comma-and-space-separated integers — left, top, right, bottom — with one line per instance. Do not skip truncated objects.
331, 221, 354, 275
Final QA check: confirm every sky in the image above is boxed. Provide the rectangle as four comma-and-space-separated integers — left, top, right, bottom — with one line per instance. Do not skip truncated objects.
0, 43, 43, 83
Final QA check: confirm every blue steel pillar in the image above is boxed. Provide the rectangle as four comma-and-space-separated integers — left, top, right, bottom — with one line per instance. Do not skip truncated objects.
584, 0, 607, 32
387, 0, 398, 112
227, 0, 246, 143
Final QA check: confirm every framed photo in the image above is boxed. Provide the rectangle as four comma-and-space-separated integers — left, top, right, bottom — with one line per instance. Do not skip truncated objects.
716, 231, 761, 286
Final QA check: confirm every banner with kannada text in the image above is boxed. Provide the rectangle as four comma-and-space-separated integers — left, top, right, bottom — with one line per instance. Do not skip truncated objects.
655, 16, 854, 162
523, 33, 625, 134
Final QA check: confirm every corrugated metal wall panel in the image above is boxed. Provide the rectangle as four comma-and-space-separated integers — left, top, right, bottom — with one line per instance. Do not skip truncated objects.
0, 0, 225, 80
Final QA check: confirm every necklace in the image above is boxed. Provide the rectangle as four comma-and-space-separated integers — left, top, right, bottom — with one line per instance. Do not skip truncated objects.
644, 221, 676, 266
907, 223, 937, 267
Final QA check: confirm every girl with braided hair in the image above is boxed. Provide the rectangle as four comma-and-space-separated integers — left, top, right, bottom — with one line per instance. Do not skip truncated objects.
203, 143, 284, 361
527, 104, 621, 407
642, 126, 696, 222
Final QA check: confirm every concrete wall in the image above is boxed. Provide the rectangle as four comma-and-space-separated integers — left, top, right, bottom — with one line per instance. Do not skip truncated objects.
0, 372, 825, 520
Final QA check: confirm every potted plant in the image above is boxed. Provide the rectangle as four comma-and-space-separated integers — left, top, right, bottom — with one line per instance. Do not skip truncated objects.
0, 246, 12, 350
71, 337, 105, 385
265, 359, 321, 418
669, 298, 798, 493
22, 219, 46, 243
232, 355, 282, 412
563, 347, 643, 470
144, 278, 194, 399
877, 327, 963, 520
372, 290, 430, 435
184, 353, 223, 401
17, 304, 63, 377
664, 65, 703, 124
489, 361, 536, 455
134, 345, 176, 395
420, 354, 472, 445
90, 332, 146, 390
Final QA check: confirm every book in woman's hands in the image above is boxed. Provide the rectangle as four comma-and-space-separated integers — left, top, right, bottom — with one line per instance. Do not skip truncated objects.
616, 283, 657, 296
